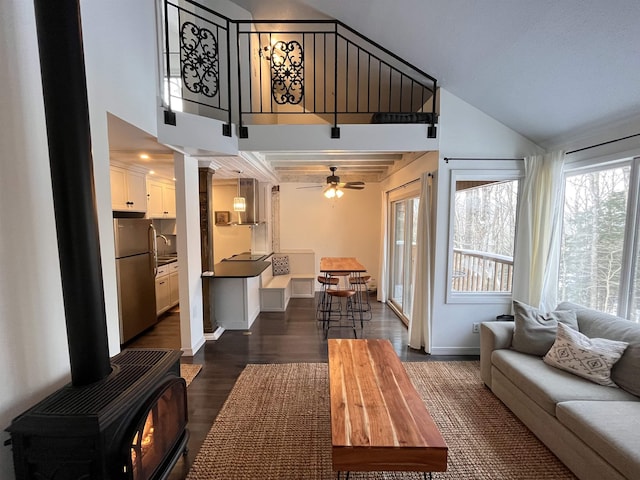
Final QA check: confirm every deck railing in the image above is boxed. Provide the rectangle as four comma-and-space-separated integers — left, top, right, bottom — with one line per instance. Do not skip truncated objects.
161, 0, 438, 138
452, 248, 514, 293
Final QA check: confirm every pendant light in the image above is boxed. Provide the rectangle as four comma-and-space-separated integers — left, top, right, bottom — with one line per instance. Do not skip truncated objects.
233, 196, 246, 212
233, 170, 246, 224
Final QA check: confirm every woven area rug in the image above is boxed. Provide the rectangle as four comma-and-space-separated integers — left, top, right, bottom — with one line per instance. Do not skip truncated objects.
186, 362, 576, 479
180, 363, 202, 387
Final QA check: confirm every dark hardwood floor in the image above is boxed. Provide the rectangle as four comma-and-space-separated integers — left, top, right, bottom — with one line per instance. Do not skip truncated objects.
125, 295, 474, 479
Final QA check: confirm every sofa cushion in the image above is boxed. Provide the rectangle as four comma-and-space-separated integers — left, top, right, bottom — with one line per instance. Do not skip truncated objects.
558, 301, 640, 396
492, 349, 638, 415
556, 401, 640, 480
543, 323, 628, 387
511, 300, 578, 356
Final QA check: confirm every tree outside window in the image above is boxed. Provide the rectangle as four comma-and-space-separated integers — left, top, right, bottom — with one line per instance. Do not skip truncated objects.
559, 163, 637, 319
452, 179, 519, 293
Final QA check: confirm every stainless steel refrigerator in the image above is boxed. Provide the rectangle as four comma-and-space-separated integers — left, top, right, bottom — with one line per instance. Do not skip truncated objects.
114, 217, 157, 343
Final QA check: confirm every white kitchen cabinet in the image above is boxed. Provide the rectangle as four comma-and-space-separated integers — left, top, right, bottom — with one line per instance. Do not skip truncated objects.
156, 261, 179, 316
147, 180, 176, 218
169, 263, 179, 305
213, 275, 261, 330
110, 166, 147, 213
155, 278, 171, 316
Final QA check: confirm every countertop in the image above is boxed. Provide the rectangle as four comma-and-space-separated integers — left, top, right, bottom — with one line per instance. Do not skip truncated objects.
222, 252, 272, 262
157, 255, 178, 266
202, 260, 271, 278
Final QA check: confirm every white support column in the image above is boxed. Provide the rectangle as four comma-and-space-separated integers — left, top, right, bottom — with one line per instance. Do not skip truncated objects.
174, 152, 205, 356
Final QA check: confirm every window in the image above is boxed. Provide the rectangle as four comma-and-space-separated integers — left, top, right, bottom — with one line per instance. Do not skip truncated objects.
559, 158, 640, 321
164, 77, 184, 112
448, 173, 520, 301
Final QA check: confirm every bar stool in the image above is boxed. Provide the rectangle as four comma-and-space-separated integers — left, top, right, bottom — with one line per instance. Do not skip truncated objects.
317, 275, 340, 320
323, 289, 358, 339
325, 271, 350, 316
348, 275, 372, 326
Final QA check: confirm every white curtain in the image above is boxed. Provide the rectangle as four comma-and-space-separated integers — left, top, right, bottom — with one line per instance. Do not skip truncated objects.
512, 151, 565, 311
377, 190, 388, 302
408, 172, 434, 352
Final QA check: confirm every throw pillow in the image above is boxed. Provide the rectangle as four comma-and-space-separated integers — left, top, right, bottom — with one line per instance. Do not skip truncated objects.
543, 323, 629, 387
511, 300, 579, 356
271, 255, 290, 276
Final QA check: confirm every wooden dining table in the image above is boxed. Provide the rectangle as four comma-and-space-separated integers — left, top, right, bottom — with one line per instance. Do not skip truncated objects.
319, 257, 367, 276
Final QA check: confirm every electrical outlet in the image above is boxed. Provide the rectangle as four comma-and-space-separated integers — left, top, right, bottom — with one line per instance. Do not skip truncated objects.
472, 323, 480, 333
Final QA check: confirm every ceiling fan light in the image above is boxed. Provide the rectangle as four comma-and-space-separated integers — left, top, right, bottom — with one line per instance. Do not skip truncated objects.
324, 187, 336, 198
335, 188, 344, 198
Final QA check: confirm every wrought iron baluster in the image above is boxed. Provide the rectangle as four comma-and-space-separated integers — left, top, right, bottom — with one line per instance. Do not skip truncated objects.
180, 21, 219, 98
270, 40, 304, 105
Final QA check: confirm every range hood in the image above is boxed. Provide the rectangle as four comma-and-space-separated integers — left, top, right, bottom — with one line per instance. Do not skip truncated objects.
233, 178, 263, 225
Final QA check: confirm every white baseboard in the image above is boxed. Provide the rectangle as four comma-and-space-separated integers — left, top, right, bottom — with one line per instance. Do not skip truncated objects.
204, 326, 225, 341
429, 346, 480, 356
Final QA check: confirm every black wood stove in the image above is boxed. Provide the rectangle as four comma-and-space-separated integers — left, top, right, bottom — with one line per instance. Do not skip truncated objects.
7, 349, 188, 480
5, 1, 189, 479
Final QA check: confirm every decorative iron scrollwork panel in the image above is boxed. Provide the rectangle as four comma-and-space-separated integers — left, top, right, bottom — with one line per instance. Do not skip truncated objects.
180, 21, 219, 98
271, 40, 304, 105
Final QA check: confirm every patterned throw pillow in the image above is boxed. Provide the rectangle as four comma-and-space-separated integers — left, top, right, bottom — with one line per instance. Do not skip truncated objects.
272, 255, 290, 276
543, 323, 629, 387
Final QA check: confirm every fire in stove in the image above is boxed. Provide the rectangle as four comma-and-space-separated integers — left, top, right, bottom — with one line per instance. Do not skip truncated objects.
129, 378, 187, 479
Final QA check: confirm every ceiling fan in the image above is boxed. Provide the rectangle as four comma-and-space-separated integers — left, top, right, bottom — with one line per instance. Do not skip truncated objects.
298, 166, 365, 198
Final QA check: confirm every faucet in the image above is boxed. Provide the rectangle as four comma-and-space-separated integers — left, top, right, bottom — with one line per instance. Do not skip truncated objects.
155, 234, 168, 256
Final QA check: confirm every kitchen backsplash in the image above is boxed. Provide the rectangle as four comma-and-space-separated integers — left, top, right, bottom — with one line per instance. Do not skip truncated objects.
152, 219, 177, 256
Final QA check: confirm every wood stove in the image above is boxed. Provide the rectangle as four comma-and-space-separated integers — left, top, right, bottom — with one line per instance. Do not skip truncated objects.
5, 2, 190, 479
7, 349, 188, 480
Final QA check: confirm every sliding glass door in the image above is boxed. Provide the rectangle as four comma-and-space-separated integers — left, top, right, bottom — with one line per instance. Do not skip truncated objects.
388, 192, 420, 325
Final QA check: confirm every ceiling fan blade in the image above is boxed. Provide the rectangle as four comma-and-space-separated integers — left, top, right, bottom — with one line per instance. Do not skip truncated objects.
343, 184, 365, 190
296, 185, 323, 189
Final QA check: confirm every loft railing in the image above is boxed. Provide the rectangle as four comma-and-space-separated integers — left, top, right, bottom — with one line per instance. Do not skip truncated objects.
162, 0, 233, 133
452, 248, 514, 293
161, 0, 438, 139
235, 20, 437, 138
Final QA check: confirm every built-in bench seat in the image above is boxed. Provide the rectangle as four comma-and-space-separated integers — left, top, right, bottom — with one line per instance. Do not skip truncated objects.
259, 250, 315, 312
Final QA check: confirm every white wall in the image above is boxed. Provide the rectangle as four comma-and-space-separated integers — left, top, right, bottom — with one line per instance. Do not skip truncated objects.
174, 154, 206, 356
81, 0, 161, 355
0, 3, 72, 477
241, 124, 438, 153
279, 183, 382, 286
430, 89, 542, 354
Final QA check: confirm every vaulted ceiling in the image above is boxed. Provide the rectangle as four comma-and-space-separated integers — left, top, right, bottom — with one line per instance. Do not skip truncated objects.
109, 0, 640, 182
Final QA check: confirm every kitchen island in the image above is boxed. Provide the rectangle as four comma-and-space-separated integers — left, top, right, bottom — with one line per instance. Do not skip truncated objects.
201, 253, 271, 331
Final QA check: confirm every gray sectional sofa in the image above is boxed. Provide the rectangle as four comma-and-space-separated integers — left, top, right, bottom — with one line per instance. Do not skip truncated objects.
480, 301, 640, 480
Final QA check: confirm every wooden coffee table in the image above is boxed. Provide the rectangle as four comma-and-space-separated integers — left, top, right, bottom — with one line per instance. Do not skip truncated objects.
328, 339, 448, 478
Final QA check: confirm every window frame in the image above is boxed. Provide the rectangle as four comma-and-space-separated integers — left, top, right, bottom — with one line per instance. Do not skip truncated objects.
386, 184, 421, 322
446, 168, 523, 304
560, 156, 640, 319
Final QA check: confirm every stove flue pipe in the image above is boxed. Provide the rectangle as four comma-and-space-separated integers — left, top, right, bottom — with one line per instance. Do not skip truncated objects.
33, 0, 111, 386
